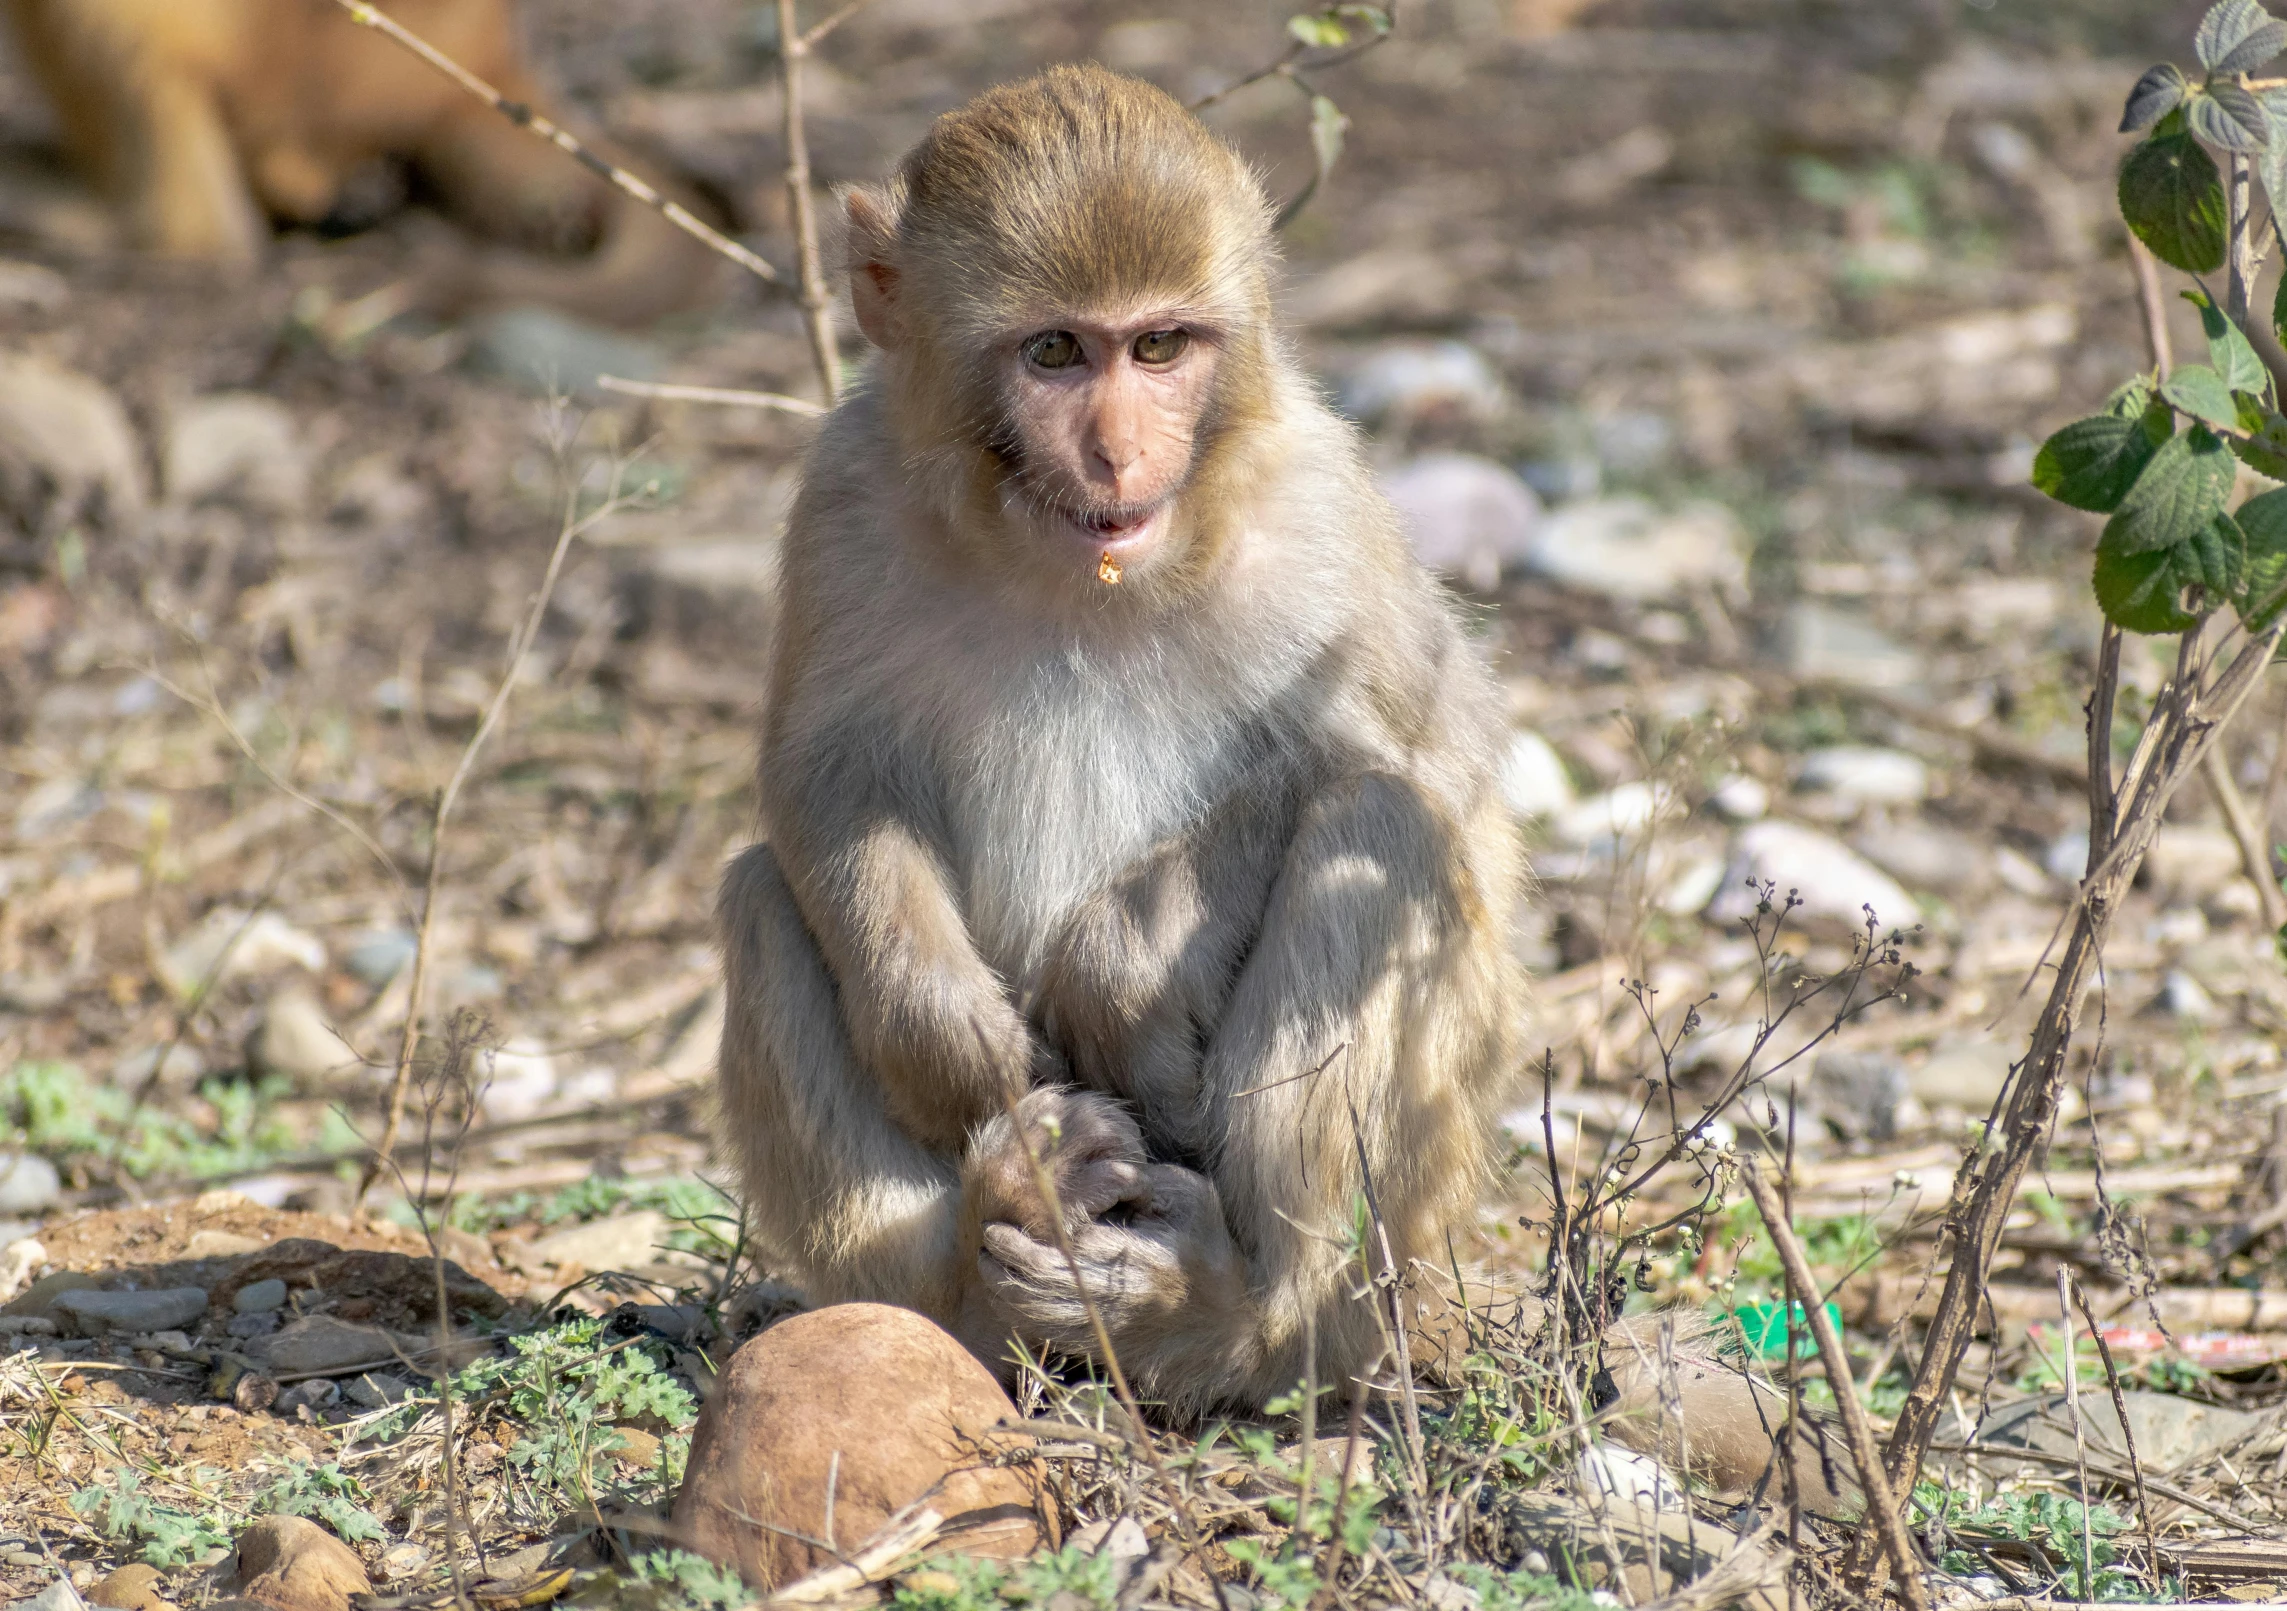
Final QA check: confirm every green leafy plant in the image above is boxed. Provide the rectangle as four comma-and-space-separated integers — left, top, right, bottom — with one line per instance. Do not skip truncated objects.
617, 1549, 755, 1611
370, 1315, 696, 1519
254, 1461, 385, 1543
1927, 1486, 2138, 1600
68, 1470, 231, 1568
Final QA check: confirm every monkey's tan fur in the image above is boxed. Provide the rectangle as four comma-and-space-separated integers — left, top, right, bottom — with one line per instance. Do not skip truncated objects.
5, 0, 712, 324
716, 64, 1520, 1419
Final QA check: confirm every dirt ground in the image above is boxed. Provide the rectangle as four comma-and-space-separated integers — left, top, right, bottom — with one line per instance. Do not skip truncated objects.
1, 0, 2285, 1607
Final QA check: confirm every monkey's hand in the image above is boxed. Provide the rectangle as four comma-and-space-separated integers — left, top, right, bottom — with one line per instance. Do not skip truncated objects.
963, 1087, 1151, 1238
976, 1160, 1250, 1371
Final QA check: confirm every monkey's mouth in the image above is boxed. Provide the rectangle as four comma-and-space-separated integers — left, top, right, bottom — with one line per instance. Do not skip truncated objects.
1068, 503, 1164, 554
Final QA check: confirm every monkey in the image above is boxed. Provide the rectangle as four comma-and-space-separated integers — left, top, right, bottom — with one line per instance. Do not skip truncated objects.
714, 64, 1861, 1511
715, 61, 1519, 1420
2, 0, 715, 326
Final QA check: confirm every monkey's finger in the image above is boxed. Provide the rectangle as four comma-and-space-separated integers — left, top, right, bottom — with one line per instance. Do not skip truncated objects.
1061, 1157, 1148, 1220
980, 1222, 1063, 1281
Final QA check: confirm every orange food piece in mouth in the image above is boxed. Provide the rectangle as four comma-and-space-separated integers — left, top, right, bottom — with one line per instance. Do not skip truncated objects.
1097, 554, 1123, 585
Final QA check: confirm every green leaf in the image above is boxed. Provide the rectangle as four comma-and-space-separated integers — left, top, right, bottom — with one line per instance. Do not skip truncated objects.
2122, 63, 2188, 132
2094, 541, 2201, 634
2188, 290, 2272, 391
2192, 88, 2270, 151
2032, 412, 2163, 512
2104, 423, 2236, 553
2237, 485, 2287, 619
2162, 363, 2242, 427
2198, 0, 2272, 71
2106, 376, 2160, 419
2182, 509, 2248, 596
2235, 411, 2287, 476
2120, 133, 2227, 273
2217, 17, 2287, 72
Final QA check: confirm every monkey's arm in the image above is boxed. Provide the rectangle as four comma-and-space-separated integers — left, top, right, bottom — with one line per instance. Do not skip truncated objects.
985, 769, 1518, 1415
763, 733, 1056, 1154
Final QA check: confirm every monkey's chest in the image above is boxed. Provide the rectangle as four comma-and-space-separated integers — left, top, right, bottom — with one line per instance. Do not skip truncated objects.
942, 698, 1235, 990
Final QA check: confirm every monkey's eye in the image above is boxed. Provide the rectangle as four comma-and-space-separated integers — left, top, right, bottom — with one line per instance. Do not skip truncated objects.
1024, 331, 1083, 371
1132, 329, 1190, 366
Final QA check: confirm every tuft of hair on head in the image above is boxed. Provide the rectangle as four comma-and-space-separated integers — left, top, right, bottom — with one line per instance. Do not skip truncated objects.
850, 64, 1277, 349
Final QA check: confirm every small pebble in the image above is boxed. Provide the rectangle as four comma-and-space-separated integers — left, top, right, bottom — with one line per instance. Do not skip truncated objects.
4, 1551, 40, 1568
234, 1278, 288, 1315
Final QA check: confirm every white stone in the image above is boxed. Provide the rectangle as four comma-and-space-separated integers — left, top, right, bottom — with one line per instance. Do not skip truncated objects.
2045, 831, 2090, 883
1337, 340, 1505, 421
1575, 1444, 1685, 1512
1381, 453, 1543, 592
1552, 782, 1672, 849
1705, 820, 1916, 929
1656, 854, 1728, 916
1795, 746, 1929, 806
0, 354, 146, 525
1498, 729, 1575, 819
0, 1155, 58, 1214
1780, 603, 1923, 689
478, 1039, 558, 1122
2161, 970, 2216, 1021
1852, 821, 1985, 894
1709, 776, 1769, 821
1523, 497, 1749, 604
2144, 826, 2244, 902
165, 393, 309, 509
160, 908, 327, 998
0, 1237, 45, 1299
248, 989, 358, 1082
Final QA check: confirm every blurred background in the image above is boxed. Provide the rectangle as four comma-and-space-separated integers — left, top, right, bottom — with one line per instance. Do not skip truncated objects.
0, 0, 2274, 1352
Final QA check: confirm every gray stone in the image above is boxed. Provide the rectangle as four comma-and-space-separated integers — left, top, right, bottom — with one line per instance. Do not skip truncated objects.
522, 1210, 664, 1275
111, 1045, 207, 1094
1811, 1050, 1911, 1142
1498, 729, 1575, 819
1912, 1039, 2013, 1113
53, 1287, 208, 1334
343, 929, 417, 987
164, 394, 309, 509
0, 1154, 59, 1214
0, 260, 68, 312
1956, 1391, 2267, 1478
234, 1279, 288, 1315
1796, 746, 1929, 807
1780, 603, 1923, 690
227, 1311, 281, 1340
275, 1379, 340, 1416
24, 1576, 87, 1611
2046, 830, 2091, 883
1523, 497, 1749, 604
1380, 453, 1543, 592
258, 1315, 416, 1377
341, 1372, 416, 1409
465, 307, 664, 399
1852, 821, 1987, 895
1705, 821, 1916, 930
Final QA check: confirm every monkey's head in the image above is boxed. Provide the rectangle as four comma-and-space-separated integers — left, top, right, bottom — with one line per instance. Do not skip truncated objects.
843, 64, 1281, 601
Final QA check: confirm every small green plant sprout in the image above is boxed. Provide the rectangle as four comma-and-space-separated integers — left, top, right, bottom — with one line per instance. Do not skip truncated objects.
620, 1548, 756, 1611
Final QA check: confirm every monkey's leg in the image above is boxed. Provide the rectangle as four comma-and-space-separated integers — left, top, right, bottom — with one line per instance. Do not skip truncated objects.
129, 73, 266, 261
716, 845, 972, 1331
988, 773, 1517, 1416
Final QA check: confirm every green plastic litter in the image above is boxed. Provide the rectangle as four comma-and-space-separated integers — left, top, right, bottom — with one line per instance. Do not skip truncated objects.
1731, 1300, 1841, 1361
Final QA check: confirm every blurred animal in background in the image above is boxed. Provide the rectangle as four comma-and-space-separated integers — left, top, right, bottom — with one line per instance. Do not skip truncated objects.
1, 0, 718, 325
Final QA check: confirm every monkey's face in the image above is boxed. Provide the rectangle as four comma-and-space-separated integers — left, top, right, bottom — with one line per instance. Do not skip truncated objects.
991, 311, 1224, 582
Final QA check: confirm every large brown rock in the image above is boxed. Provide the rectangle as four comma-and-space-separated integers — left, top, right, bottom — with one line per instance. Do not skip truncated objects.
672, 1303, 1041, 1588
226, 1516, 372, 1611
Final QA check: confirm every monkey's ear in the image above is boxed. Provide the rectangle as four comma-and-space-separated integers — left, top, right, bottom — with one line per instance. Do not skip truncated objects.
843, 185, 904, 350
